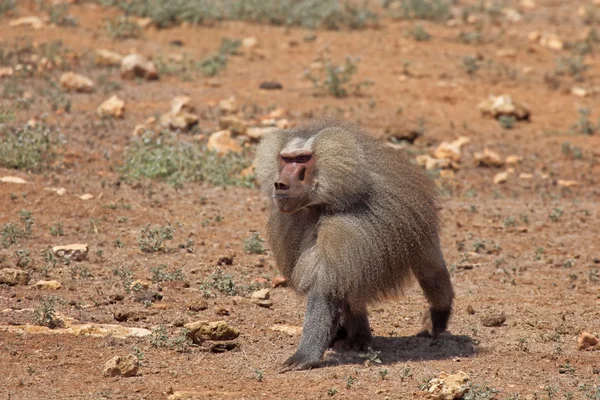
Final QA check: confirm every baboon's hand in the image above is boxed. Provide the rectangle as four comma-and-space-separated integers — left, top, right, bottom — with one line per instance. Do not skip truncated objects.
279, 352, 321, 373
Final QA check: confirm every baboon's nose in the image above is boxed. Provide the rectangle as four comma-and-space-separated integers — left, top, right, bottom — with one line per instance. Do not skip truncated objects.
274, 181, 290, 191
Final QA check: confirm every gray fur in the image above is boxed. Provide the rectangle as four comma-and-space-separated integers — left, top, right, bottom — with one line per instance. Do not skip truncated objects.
255, 120, 454, 371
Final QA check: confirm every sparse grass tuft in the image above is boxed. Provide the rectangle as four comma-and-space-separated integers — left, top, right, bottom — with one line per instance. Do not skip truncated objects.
569, 108, 597, 135
200, 268, 238, 297
408, 24, 431, 41
555, 56, 587, 78
0, 123, 63, 171
48, 3, 79, 27
32, 297, 62, 329
138, 224, 174, 253
121, 132, 254, 188
0, 0, 16, 17
384, 0, 450, 21
150, 264, 185, 282
305, 54, 372, 98
105, 16, 142, 39
200, 38, 241, 77
498, 115, 516, 130
105, 0, 377, 30
244, 231, 265, 254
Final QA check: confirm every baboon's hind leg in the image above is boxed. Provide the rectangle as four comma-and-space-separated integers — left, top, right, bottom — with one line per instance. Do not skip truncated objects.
331, 303, 372, 351
412, 244, 454, 337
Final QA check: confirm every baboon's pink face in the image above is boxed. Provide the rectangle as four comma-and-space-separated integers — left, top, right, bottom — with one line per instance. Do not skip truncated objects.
273, 138, 317, 214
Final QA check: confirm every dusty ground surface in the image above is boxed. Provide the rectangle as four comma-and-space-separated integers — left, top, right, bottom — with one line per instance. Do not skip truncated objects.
1, 1, 600, 399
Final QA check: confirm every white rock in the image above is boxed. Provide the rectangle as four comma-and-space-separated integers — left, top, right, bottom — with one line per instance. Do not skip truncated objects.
103, 355, 139, 377
269, 324, 302, 336
97, 95, 125, 118
53, 244, 89, 261
0, 268, 30, 286
207, 130, 242, 156
35, 280, 62, 290
246, 126, 277, 141
428, 371, 470, 400
120, 54, 159, 80
474, 148, 504, 168
242, 37, 259, 50
433, 137, 470, 162
494, 171, 509, 184
79, 193, 94, 200
219, 96, 237, 113
45, 187, 66, 195
478, 94, 530, 120
60, 72, 95, 93
251, 289, 270, 300
1, 176, 29, 184
0, 67, 14, 78
9, 16, 44, 30
95, 49, 123, 66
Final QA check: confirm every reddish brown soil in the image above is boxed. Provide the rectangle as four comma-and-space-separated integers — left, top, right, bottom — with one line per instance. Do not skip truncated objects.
1, 1, 600, 399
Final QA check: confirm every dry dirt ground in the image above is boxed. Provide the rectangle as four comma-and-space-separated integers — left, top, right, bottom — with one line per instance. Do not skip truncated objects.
1, 1, 600, 399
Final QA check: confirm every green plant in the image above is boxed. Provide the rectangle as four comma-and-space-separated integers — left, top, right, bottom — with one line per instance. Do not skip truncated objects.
400, 364, 413, 380
149, 325, 170, 347
379, 369, 389, 380
254, 368, 264, 382
327, 387, 338, 396
305, 54, 372, 98
15, 249, 30, 268
49, 223, 65, 237
549, 208, 564, 222
458, 30, 483, 45
570, 108, 597, 135
150, 264, 185, 282
149, 325, 191, 351
384, 0, 449, 20
463, 383, 499, 400
561, 142, 584, 159
1, 223, 24, 248
408, 24, 431, 41
105, 16, 142, 39
461, 56, 480, 75
200, 268, 238, 296
48, 3, 78, 27
498, 115, 516, 130
113, 266, 134, 293
32, 297, 61, 328
104, 0, 377, 30
0, 0, 16, 17
555, 56, 587, 78
121, 132, 254, 188
244, 231, 265, 254
535, 247, 545, 261
345, 376, 357, 389
0, 123, 62, 171
138, 224, 174, 253
200, 38, 241, 76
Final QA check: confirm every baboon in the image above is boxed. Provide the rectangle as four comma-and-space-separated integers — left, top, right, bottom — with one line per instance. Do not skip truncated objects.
254, 120, 454, 372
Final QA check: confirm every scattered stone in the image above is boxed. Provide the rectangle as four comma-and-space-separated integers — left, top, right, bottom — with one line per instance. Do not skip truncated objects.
242, 36, 259, 50
384, 124, 423, 144
209, 342, 239, 353
219, 116, 248, 135
207, 130, 242, 156
251, 288, 270, 300
246, 126, 277, 141
45, 187, 66, 195
35, 280, 62, 290
503, 8, 522, 23
496, 49, 517, 58
255, 300, 273, 308
0, 176, 29, 184
205, 78, 222, 88
133, 290, 162, 303
433, 137, 470, 163
494, 171, 509, 184
259, 81, 283, 90
97, 95, 125, 118
415, 155, 454, 171
9, 16, 44, 30
188, 300, 209, 312
520, 0, 536, 9
160, 111, 198, 131
466, 305, 476, 315
427, 371, 470, 400
95, 49, 123, 66
170, 95, 193, 114
474, 148, 504, 168
0, 323, 152, 338
481, 312, 506, 327
557, 179, 579, 188
184, 320, 239, 344
270, 324, 302, 336
478, 94, 530, 121
214, 306, 230, 316
135, 17, 153, 28
79, 193, 94, 200
0, 268, 30, 286
272, 276, 288, 288
519, 173, 533, 180
539, 33, 564, 50
120, 54, 159, 80
0, 67, 14, 78
52, 244, 89, 262
103, 354, 139, 377
505, 155, 523, 165
60, 72, 95, 93
571, 87, 588, 97
577, 332, 599, 350
219, 96, 237, 114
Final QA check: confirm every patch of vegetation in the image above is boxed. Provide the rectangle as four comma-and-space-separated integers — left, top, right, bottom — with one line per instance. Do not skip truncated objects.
15, 249, 30, 268
0, 122, 63, 171
244, 232, 265, 254
200, 268, 238, 296
138, 224, 174, 253
70, 265, 93, 279
305, 54, 372, 98
458, 30, 483, 45
32, 297, 62, 329
105, 16, 143, 39
1, 211, 34, 248
569, 108, 597, 135
200, 38, 241, 77
48, 3, 79, 27
0, 0, 15, 17
103, 0, 377, 30
555, 56, 587, 79
150, 264, 185, 282
112, 266, 134, 293
561, 142, 584, 160
548, 207, 564, 222
149, 325, 191, 352
120, 132, 254, 188
498, 115, 516, 130
49, 223, 65, 237
463, 382, 499, 400
383, 0, 450, 21
408, 24, 431, 41
461, 56, 480, 75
